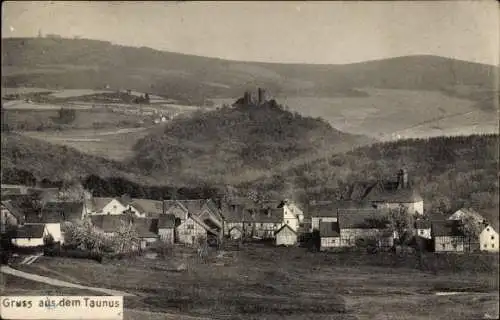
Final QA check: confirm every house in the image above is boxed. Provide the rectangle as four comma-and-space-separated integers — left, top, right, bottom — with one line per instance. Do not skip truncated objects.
319, 221, 341, 250
90, 215, 133, 237
11, 224, 48, 247
228, 226, 243, 240
244, 208, 283, 239
448, 208, 485, 224
275, 224, 298, 246
363, 169, 424, 216
337, 208, 394, 248
432, 220, 465, 253
176, 215, 210, 245
414, 218, 432, 239
128, 198, 163, 218
309, 201, 373, 232
158, 214, 176, 244
479, 220, 499, 253
89, 197, 130, 216
41, 202, 86, 224
134, 218, 159, 249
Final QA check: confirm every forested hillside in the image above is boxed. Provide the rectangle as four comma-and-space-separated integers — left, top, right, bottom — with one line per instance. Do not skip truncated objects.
245, 134, 499, 217
130, 99, 370, 185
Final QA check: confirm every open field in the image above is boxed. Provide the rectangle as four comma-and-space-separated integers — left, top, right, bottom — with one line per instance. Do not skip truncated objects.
13, 244, 499, 320
212, 88, 499, 140
20, 127, 157, 161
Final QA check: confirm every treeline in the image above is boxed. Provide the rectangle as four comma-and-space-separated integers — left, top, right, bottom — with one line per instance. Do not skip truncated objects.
245, 134, 499, 217
0, 168, 220, 201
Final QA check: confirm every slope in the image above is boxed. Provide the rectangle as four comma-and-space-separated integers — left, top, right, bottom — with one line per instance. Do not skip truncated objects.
129, 99, 372, 185
2, 38, 497, 101
244, 134, 499, 220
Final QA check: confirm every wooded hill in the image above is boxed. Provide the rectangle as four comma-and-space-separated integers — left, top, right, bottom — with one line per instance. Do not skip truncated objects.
129, 99, 371, 185
245, 134, 499, 219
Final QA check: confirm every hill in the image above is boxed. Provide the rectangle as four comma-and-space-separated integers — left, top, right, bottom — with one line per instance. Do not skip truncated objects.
2, 37, 497, 101
0, 133, 148, 183
129, 99, 372, 185
243, 134, 499, 219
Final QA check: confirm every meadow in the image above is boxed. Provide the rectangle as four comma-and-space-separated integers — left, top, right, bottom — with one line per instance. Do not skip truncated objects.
13, 244, 500, 320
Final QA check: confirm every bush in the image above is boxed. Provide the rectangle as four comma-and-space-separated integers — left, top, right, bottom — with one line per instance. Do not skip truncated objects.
44, 247, 102, 263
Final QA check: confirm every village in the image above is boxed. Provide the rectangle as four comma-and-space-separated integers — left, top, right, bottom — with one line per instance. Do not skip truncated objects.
1, 168, 498, 263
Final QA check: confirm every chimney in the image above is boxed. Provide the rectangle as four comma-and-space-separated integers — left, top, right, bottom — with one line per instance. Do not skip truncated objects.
243, 91, 251, 105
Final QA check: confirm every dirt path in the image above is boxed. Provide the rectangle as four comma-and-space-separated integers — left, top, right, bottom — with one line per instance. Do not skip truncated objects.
1, 265, 134, 296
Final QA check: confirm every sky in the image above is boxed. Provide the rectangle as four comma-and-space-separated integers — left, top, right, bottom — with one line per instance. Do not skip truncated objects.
2, 1, 499, 65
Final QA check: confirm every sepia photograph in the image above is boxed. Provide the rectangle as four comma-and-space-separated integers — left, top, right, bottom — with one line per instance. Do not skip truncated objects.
1, 1, 499, 319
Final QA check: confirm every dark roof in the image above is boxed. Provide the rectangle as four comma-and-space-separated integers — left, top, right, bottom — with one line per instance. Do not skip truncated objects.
319, 221, 340, 237
90, 215, 132, 233
129, 199, 164, 215
134, 218, 159, 238
220, 203, 245, 222
274, 224, 297, 236
432, 220, 464, 237
14, 224, 45, 239
308, 201, 374, 217
158, 214, 176, 229
249, 208, 283, 223
415, 219, 431, 229
338, 209, 390, 229
42, 202, 83, 223
364, 181, 423, 203
1, 200, 26, 221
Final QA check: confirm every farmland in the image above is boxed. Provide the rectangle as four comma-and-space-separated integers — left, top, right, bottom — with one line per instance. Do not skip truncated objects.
13, 244, 500, 320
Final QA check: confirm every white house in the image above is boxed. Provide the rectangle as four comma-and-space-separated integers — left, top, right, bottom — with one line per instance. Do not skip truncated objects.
90, 198, 129, 216
433, 220, 465, 253
176, 216, 208, 245
275, 224, 298, 246
448, 208, 485, 224
319, 221, 341, 250
479, 222, 499, 253
337, 209, 394, 249
11, 224, 48, 247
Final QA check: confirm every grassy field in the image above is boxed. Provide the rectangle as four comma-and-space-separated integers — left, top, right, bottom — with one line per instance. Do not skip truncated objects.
14, 244, 499, 320
20, 127, 157, 161
212, 88, 499, 141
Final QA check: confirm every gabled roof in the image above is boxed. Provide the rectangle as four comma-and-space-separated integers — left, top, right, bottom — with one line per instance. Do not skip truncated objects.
229, 225, 243, 233
448, 208, 485, 223
308, 201, 373, 217
274, 224, 297, 236
220, 203, 245, 222
129, 199, 163, 215
14, 224, 45, 239
134, 218, 159, 238
41, 202, 84, 223
247, 208, 283, 223
158, 214, 176, 229
338, 209, 390, 229
1, 200, 26, 221
364, 181, 422, 203
432, 220, 464, 237
319, 221, 340, 237
91, 197, 125, 213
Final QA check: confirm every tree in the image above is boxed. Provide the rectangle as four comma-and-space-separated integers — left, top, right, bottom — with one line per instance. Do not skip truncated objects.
112, 221, 139, 254
58, 180, 87, 202
458, 216, 484, 252
389, 205, 414, 246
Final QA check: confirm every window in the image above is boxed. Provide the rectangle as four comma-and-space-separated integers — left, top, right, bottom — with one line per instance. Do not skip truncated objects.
484, 244, 487, 248
491, 236, 495, 240
492, 244, 495, 248
332, 239, 336, 244
261, 223, 264, 227
248, 223, 252, 227
487, 228, 490, 232
420, 230, 424, 235
286, 220, 289, 224
187, 224, 194, 230
442, 244, 446, 249
113, 205, 117, 209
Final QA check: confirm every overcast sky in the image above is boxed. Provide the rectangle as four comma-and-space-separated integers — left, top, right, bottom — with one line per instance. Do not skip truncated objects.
2, 1, 498, 65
